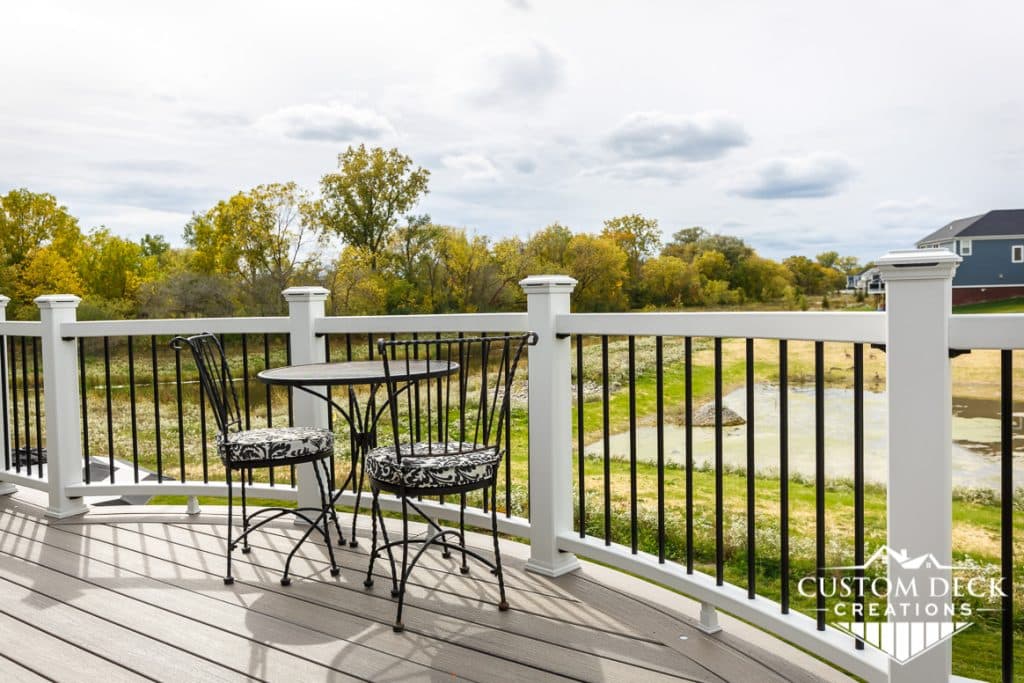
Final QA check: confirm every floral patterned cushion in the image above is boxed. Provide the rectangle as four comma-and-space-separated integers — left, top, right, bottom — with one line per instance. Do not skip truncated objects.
217, 426, 333, 464
364, 442, 501, 489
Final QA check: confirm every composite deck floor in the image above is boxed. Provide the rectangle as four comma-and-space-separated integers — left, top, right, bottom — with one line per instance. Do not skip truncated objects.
0, 489, 849, 682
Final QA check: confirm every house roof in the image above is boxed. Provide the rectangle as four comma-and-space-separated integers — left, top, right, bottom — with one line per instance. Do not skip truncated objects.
917, 209, 1024, 246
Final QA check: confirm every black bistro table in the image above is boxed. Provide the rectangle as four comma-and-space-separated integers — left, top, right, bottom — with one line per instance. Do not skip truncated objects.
257, 359, 458, 545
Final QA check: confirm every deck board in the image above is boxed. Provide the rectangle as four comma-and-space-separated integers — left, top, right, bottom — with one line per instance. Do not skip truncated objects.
0, 490, 852, 682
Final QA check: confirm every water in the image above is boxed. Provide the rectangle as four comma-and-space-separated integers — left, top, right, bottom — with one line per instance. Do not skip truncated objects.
584, 384, 1024, 490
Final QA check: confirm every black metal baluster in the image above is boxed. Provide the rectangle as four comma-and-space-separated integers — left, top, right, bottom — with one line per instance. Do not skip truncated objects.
199, 361, 209, 484
1001, 349, 1014, 683
20, 339, 30, 474
714, 337, 723, 585
815, 341, 825, 630
8, 338, 19, 474
78, 339, 89, 482
504, 332, 512, 517
174, 342, 186, 483
286, 335, 294, 428
656, 336, 665, 562
628, 336, 638, 554
685, 336, 693, 574
128, 337, 140, 483
324, 334, 335, 488
31, 338, 42, 479
103, 337, 115, 483
0, 335, 9, 471
577, 335, 586, 538
601, 335, 611, 545
241, 334, 252, 431
264, 333, 273, 486
780, 339, 789, 613
853, 343, 865, 649
746, 338, 755, 597
151, 336, 162, 483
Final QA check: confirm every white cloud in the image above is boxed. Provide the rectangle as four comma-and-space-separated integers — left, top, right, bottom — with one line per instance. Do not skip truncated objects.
581, 160, 690, 183
730, 153, 855, 199
471, 43, 564, 106
258, 102, 394, 142
607, 111, 750, 162
442, 153, 501, 181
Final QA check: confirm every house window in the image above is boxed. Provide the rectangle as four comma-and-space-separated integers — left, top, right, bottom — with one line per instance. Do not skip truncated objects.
959, 239, 971, 256
1013, 245, 1024, 263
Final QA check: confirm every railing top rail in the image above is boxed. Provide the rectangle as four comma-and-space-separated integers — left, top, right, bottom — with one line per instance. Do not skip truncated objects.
949, 313, 1024, 349
556, 311, 885, 343
62, 317, 291, 338
315, 312, 529, 335
0, 321, 44, 336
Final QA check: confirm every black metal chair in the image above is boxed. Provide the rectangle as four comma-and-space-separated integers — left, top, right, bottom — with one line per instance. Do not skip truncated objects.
170, 333, 340, 586
363, 333, 535, 632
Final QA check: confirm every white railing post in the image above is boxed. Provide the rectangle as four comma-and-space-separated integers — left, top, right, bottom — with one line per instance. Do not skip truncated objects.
520, 275, 581, 577
283, 287, 330, 510
0, 294, 14, 496
36, 295, 89, 518
877, 249, 960, 682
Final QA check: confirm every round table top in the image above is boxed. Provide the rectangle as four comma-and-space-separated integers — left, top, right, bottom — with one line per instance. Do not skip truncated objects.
257, 359, 458, 387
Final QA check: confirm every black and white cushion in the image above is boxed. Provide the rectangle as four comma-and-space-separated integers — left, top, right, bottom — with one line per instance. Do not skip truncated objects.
217, 426, 333, 464
364, 442, 501, 489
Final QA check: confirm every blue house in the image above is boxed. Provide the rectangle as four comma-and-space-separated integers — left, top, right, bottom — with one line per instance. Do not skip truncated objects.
916, 209, 1024, 305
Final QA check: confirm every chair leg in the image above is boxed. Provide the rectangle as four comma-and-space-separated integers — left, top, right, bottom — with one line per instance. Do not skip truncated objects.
224, 466, 235, 585
490, 486, 508, 611
364, 490, 379, 588
240, 470, 251, 554
393, 497, 410, 632
350, 452, 366, 547
376, 493, 399, 595
313, 459, 341, 578
459, 493, 469, 574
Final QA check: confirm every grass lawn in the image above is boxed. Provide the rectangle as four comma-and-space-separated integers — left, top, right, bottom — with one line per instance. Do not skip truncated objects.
954, 297, 1024, 314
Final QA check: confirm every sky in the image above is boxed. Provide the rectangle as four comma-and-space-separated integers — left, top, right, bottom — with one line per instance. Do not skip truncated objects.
2, 0, 1022, 262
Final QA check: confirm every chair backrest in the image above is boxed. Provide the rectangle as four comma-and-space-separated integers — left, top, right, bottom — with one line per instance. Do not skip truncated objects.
377, 333, 536, 462
170, 333, 242, 437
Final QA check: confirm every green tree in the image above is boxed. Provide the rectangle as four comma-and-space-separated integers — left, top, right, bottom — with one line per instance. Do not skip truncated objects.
185, 182, 322, 313
640, 255, 703, 307
600, 213, 661, 283
140, 233, 171, 258
0, 188, 82, 270
565, 234, 629, 312
525, 222, 574, 271
319, 145, 430, 270
78, 228, 146, 304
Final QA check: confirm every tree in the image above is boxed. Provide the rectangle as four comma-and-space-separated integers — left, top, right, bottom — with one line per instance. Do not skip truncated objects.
12, 247, 84, 317
319, 145, 430, 270
600, 214, 661, 282
0, 188, 82, 270
640, 255, 702, 307
525, 222, 573, 271
565, 234, 629, 312
326, 246, 388, 316
185, 182, 323, 313
661, 226, 706, 260
140, 233, 170, 258
78, 228, 146, 303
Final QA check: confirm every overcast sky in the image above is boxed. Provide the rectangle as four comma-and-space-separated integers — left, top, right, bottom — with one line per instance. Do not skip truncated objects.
2, 0, 1022, 261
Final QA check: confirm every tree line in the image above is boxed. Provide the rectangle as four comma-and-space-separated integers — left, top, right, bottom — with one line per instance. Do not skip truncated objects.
0, 144, 863, 321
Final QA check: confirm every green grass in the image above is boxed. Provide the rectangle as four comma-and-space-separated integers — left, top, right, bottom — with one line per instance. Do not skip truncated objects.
954, 296, 1024, 314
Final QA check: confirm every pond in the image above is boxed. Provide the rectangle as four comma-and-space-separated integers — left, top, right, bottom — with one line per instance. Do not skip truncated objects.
584, 384, 1024, 490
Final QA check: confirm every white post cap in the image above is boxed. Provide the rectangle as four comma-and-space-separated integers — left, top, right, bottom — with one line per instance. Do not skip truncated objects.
282, 286, 330, 302
519, 274, 577, 293
34, 294, 82, 309
876, 249, 960, 282
0, 295, 9, 308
